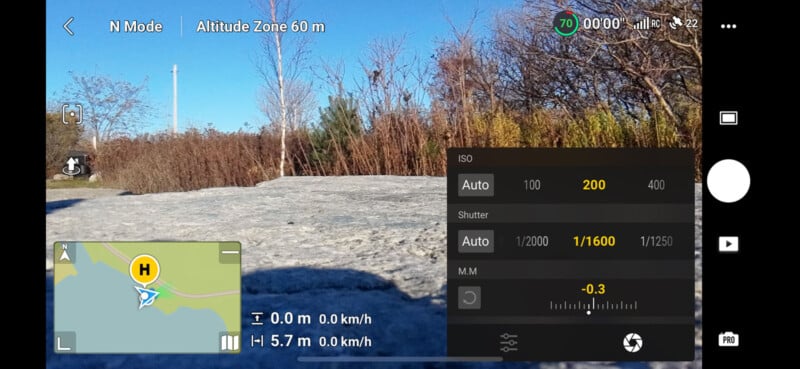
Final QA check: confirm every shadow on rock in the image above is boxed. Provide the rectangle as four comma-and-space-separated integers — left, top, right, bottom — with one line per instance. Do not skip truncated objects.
46, 267, 452, 369
45, 268, 665, 369
46, 199, 85, 215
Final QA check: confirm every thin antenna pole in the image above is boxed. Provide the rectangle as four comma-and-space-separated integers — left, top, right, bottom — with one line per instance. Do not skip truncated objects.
172, 64, 178, 135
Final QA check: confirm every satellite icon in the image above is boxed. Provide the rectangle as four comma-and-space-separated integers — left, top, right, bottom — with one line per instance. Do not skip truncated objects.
669, 16, 683, 29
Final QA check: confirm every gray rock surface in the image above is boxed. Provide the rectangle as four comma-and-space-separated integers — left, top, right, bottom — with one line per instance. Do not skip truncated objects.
45, 177, 702, 369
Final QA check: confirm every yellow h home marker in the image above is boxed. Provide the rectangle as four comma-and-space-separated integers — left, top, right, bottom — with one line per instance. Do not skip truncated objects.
129, 254, 160, 288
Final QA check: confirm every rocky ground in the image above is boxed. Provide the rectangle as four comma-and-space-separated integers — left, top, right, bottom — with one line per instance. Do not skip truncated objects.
45, 177, 702, 369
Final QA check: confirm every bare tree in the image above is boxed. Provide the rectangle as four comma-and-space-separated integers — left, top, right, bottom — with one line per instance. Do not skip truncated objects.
255, 0, 311, 176
492, 0, 701, 129
63, 72, 152, 149
316, 58, 346, 98
356, 36, 429, 123
258, 79, 315, 130
572, 0, 701, 125
430, 10, 507, 146
353, 37, 432, 174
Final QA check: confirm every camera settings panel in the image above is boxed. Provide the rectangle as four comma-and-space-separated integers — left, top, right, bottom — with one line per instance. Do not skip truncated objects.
447, 148, 694, 361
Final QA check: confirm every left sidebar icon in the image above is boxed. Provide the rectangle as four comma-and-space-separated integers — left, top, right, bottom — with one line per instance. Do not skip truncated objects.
64, 17, 75, 36
62, 103, 82, 125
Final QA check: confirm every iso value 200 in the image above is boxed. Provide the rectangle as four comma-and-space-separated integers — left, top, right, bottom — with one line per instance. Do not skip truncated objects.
583, 17, 622, 30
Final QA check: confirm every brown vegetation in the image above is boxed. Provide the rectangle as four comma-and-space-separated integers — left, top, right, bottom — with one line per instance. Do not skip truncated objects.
50, 1, 702, 193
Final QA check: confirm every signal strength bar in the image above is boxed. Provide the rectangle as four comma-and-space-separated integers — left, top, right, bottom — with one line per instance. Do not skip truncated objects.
632, 17, 661, 30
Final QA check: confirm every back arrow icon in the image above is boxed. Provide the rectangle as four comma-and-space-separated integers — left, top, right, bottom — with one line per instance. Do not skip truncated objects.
64, 17, 75, 36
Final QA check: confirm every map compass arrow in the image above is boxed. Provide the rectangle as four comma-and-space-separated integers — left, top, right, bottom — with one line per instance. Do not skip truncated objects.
134, 286, 160, 309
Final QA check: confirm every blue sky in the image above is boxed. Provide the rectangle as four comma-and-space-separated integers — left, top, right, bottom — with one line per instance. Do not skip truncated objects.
46, 0, 517, 133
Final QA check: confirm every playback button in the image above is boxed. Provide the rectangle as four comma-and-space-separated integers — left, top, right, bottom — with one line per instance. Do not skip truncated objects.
718, 236, 739, 253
